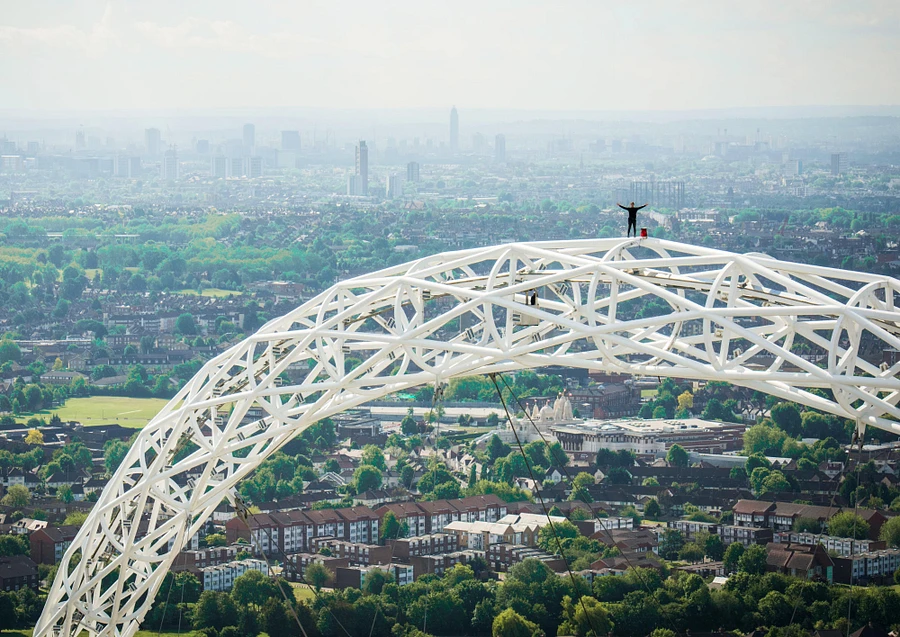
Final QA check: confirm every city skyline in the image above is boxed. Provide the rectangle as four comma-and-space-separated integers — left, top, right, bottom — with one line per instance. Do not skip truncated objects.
1, 1, 899, 112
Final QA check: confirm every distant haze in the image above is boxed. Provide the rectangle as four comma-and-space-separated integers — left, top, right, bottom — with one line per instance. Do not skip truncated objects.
1, 0, 899, 113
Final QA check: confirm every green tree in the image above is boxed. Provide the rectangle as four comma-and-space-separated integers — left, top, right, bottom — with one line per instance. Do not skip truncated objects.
704, 534, 726, 561
260, 598, 292, 637
192, 590, 238, 631
492, 608, 541, 637
828, 511, 870, 539
306, 561, 332, 590
659, 529, 685, 560
645, 499, 661, 519
678, 543, 705, 563
401, 413, 419, 435
738, 544, 767, 574
362, 567, 393, 595
489, 435, 511, 462
103, 440, 130, 475
0, 535, 29, 557
175, 312, 197, 335
380, 510, 409, 541
723, 542, 744, 573
361, 444, 387, 470
57, 484, 74, 503
537, 520, 579, 553
353, 464, 383, 493
666, 444, 689, 467
770, 402, 802, 437
880, 516, 900, 547
1, 484, 30, 507
558, 595, 613, 637
231, 570, 279, 610
0, 339, 22, 364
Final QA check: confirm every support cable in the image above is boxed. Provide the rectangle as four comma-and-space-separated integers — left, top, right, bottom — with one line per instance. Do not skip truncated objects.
488, 373, 600, 637
233, 493, 334, 637
157, 518, 191, 637
496, 373, 684, 636
846, 425, 866, 637
787, 422, 862, 626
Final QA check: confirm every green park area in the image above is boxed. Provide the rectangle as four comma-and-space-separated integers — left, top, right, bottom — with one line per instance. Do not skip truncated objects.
49, 396, 169, 428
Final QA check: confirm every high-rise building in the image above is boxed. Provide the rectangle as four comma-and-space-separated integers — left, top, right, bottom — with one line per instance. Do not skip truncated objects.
785, 159, 802, 176
161, 149, 178, 181
406, 161, 420, 183
355, 141, 368, 196
494, 134, 506, 163
211, 156, 227, 178
116, 156, 141, 178
145, 128, 161, 157
449, 107, 459, 153
196, 140, 210, 154
228, 157, 244, 178
243, 124, 255, 154
282, 131, 301, 151
831, 152, 847, 176
75, 130, 86, 150
386, 174, 402, 199
245, 156, 263, 178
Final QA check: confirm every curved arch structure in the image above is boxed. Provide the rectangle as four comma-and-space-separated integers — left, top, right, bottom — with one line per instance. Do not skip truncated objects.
36, 237, 900, 636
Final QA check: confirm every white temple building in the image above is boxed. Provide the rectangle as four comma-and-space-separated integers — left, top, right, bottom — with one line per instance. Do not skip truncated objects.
476, 393, 579, 446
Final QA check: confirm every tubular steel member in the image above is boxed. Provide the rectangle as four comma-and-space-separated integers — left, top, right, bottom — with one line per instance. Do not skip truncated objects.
36, 237, 900, 636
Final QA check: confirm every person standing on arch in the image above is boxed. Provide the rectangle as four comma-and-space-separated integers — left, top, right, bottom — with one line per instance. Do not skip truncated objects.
618, 201, 647, 237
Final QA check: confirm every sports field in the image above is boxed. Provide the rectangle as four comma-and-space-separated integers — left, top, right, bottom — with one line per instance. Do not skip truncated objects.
50, 397, 170, 428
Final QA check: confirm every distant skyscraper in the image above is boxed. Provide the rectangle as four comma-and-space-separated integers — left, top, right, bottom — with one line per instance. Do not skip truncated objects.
450, 107, 459, 153
282, 130, 301, 151
386, 174, 402, 198
161, 149, 178, 181
494, 134, 506, 163
227, 157, 244, 178
406, 161, 420, 183
196, 140, 210, 154
355, 141, 368, 196
211, 156, 227, 178
75, 130, 86, 150
831, 152, 847, 176
145, 128, 161, 157
245, 156, 263, 178
116, 156, 141, 178
243, 124, 255, 154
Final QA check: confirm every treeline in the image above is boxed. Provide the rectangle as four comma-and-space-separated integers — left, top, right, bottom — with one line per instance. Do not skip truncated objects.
136, 555, 900, 637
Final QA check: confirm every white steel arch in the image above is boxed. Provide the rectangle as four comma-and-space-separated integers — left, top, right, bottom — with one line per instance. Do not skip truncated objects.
36, 237, 900, 636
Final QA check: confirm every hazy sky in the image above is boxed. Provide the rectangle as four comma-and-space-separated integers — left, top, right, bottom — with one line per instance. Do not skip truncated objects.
1, 0, 898, 113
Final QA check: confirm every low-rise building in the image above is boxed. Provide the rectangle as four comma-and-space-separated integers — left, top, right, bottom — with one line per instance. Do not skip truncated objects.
0, 555, 39, 591
30, 525, 79, 564
765, 542, 833, 582
773, 531, 883, 557
832, 549, 900, 585
486, 544, 567, 572
390, 533, 459, 560
200, 559, 268, 591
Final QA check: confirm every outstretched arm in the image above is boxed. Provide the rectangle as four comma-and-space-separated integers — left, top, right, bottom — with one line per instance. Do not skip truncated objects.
636, 204, 648, 211
617, 204, 627, 210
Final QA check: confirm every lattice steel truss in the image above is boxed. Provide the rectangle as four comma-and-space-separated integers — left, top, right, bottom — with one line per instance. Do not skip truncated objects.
36, 238, 900, 636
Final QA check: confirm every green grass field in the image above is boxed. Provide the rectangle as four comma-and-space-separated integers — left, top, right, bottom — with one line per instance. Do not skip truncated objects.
175, 288, 242, 298
50, 397, 170, 428
292, 582, 318, 601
